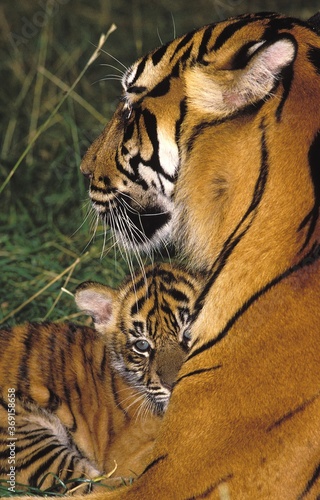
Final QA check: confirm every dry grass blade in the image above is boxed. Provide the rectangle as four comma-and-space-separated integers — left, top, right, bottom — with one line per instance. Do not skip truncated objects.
38, 67, 106, 124
1, 257, 82, 324
0, 24, 117, 195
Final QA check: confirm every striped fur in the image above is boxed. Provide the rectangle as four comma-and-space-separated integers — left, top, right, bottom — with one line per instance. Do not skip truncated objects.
0, 263, 201, 493
79, 12, 320, 499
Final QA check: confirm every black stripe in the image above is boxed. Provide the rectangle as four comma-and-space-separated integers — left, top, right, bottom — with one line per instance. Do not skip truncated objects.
180, 44, 193, 66
212, 18, 253, 52
54, 451, 69, 483
307, 13, 320, 33
124, 111, 163, 187
159, 267, 198, 288
132, 320, 144, 334
211, 13, 302, 55
110, 371, 129, 419
123, 265, 159, 294
98, 345, 108, 380
28, 446, 67, 487
171, 60, 180, 77
140, 108, 176, 179
162, 287, 189, 303
298, 130, 320, 251
90, 185, 107, 194
16, 430, 54, 449
308, 45, 320, 74
47, 389, 61, 411
61, 457, 80, 483
267, 391, 320, 432
18, 323, 37, 392
189, 241, 320, 362
176, 98, 187, 148
298, 462, 320, 499
64, 322, 77, 345
148, 76, 171, 98
186, 100, 265, 154
275, 35, 297, 121
142, 109, 160, 164
127, 85, 147, 94
141, 454, 168, 475
175, 365, 222, 385
190, 120, 269, 337
60, 358, 77, 433
123, 118, 136, 143
20, 441, 63, 470
115, 151, 148, 190
170, 30, 197, 62
263, 15, 302, 36
130, 58, 147, 85
151, 44, 169, 66
196, 25, 215, 62
229, 41, 260, 70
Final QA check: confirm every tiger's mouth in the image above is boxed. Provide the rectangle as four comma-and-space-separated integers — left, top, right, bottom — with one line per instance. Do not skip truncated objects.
91, 190, 173, 251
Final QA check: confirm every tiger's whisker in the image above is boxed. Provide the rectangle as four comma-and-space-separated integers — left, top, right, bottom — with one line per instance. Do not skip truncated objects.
100, 49, 128, 71
100, 63, 126, 75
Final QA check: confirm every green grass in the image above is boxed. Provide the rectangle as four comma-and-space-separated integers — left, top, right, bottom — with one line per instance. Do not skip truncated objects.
0, 475, 133, 497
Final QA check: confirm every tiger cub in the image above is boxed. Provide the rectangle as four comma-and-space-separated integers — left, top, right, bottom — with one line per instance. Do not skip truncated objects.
0, 263, 202, 493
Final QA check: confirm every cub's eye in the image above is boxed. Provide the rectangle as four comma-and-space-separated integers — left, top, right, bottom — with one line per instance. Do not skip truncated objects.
133, 339, 150, 354
182, 329, 192, 344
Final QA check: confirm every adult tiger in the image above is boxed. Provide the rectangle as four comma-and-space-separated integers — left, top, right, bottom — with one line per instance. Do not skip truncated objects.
78, 12, 320, 499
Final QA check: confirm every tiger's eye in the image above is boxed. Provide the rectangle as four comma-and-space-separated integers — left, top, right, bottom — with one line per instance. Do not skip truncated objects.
123, 106, 132, 120
183, 330, 192, 342
134, 339, 150, 353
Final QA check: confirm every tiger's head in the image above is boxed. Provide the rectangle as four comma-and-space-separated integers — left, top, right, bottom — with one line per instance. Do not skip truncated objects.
81, 38, 184, 252
81, 13, 320, 269
75, 263, 202, 414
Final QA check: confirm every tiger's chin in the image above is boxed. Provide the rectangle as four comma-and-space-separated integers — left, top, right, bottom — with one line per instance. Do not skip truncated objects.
144, 398, 169, 418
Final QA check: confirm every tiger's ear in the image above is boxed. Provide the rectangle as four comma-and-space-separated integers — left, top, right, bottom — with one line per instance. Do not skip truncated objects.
75, 281, 119, 333
186, 35, 296, 116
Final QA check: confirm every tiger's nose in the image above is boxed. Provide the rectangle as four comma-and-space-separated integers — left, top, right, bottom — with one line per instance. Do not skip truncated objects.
80, 154, 96, 179
81, 170, 93, 180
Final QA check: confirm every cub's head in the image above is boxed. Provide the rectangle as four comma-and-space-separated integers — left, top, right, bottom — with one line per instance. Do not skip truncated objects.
75, 263, 202, 414
81, 13, 320, 265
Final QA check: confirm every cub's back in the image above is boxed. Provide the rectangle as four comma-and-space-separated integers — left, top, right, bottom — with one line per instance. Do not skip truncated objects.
0, 323, 106, 405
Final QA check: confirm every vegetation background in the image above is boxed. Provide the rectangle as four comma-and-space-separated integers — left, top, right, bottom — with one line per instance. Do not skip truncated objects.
0, 0, 316, 326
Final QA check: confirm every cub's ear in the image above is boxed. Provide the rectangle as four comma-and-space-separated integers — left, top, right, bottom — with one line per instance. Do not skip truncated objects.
75, 281, 118, 333
186, 35, 296, 116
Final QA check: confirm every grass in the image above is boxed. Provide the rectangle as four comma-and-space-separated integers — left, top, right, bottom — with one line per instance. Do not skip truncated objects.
0, 2, 130, 326
0, 19, 126, 326
0, 474, 133, 497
